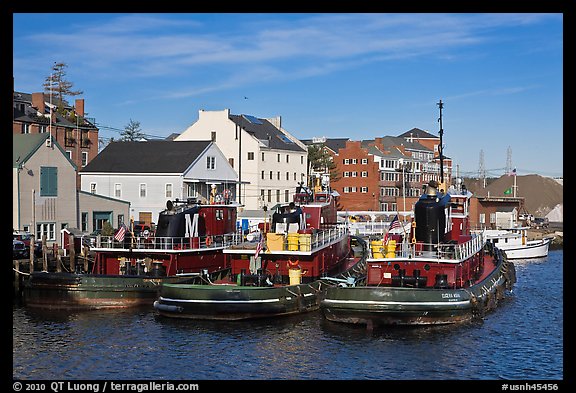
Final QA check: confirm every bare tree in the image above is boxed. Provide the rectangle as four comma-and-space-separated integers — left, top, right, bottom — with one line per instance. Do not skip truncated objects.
43, 62, 83, 112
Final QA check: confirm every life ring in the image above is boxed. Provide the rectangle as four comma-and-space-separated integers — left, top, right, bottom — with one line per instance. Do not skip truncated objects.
206, 236, 213, 246
287, 259, 299, 269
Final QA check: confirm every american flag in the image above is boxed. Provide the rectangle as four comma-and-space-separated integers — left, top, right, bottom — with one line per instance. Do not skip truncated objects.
384, 215, 402, 244
114, 224, 127, 242
254, 236, 264, 259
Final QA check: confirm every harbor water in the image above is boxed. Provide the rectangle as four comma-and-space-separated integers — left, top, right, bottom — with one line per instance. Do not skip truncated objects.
13, 250, 564, 381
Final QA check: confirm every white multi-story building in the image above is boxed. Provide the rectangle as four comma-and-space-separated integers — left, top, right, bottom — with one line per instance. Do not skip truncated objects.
176, 109, 308, 210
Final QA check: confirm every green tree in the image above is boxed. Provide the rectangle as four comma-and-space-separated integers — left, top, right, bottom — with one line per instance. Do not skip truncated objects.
307, 144, 339, 184
101, 221, 114, 236
43, 62, 83, 113
121, 119, 145, 141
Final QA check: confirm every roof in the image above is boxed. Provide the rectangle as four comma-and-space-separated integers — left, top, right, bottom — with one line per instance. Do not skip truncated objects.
398, 127, 438, 139
13, 133, 76, 170
230, 114, 306, 153
301, 138, 350, 153
362, 136, 431, 152
13, 91, 97, 130
80, 140, 212, 173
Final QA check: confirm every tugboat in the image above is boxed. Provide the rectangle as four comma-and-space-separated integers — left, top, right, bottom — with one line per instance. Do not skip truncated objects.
153, 173, 367, 320
320, 101, 516, 327
320, 179, 516, 327
24, 198, 238, 310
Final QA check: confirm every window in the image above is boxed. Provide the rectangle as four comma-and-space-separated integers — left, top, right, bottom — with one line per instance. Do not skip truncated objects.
114, 183, 122, 198
286, 172, 289, 180
118, 215, 125, 228
285, 190, 289, 202
361, 171, 368, 177
81, 213, 88, 232
22, 123, 30, 134
261, 190, 265, 202
294, 172, 297, 181
286, 154, 289, 163
277, 154, 281, 162
352, 159, 357, 164
40, 167, 57, 197
301, 156, 304, 164
66, 150, 72, 160
277, 171, 280, 180
269, 171, 273, 180
206, 156, 215, 170
165, 183, 172, 198
261, 152, 265, 161
352, 172, 357, 177
228, 158, 234, 168
40, 125, 47, 133
276, 189, 280, 202
247, 152, 254, 160
361, 187, 368, 193
82, 152, 88, 167
90, 183, 96, 194
267, 189, 272, 203
261, 171, 265, 180
140, 183, 147, 198
361, 158, 368, 165
211, 131, 216, 142
344, 159, 349, 165
344, 172, 350, 177
36, 222, 56, 241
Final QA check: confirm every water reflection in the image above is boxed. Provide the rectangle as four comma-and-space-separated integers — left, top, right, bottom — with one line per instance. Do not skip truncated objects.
13, 251, 563, 380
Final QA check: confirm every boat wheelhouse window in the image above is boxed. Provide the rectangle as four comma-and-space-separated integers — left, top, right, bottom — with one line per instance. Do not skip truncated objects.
216, 210, 223, 220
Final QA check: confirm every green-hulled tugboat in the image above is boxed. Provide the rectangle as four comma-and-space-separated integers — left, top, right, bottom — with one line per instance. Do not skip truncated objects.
154, 173, 367, 320
320, 102, 516, 327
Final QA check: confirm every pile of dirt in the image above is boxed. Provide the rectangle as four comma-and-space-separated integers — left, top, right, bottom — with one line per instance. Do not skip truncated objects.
461, 174, 563, 221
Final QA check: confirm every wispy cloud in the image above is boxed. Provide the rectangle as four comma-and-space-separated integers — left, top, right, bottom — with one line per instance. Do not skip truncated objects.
14, 13, 558, 101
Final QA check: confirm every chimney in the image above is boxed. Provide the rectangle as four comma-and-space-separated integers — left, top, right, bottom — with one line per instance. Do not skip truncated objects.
32, 92, 45, 114
75, 98, 85, 117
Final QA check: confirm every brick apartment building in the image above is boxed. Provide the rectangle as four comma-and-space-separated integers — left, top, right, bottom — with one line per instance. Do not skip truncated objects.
13, 90, 99, 189
303, 128, 452, 213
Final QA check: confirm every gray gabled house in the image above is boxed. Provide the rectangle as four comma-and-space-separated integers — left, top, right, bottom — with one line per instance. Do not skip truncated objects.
79, 140, 238, 227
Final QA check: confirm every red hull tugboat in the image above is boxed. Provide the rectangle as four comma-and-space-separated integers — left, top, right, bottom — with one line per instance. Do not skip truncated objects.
320, 179, 516, 327
24, 199, 238, 310
153, 175, 368, 320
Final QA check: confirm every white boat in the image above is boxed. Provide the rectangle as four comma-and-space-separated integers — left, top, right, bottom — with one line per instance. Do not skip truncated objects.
481, 226, 554, 260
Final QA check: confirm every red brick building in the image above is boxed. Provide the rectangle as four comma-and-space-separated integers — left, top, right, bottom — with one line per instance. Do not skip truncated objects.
303, 129, 453, 213
13, 90, 99, 189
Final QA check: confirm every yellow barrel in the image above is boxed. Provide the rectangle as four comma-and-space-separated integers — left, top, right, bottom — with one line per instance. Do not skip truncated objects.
289, 268, 302, 285
371, 240, 384, 259
385, 240, 397, 258
266, 233, 285, 251
287, 233, 299, 251
299, 233, 311, 251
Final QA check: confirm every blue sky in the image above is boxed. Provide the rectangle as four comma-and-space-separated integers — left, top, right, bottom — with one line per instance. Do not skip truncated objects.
13, 13, 563, 178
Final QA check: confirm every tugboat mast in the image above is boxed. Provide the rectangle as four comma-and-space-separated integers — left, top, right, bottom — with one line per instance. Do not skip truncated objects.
437, 100, 444, 185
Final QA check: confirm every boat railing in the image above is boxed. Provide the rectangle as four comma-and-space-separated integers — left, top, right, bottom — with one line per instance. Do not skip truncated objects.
370, 232, 485, 262
87, 233, 239, 251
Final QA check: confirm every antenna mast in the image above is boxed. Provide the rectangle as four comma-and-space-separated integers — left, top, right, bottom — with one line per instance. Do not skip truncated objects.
437, 100, 444, 184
